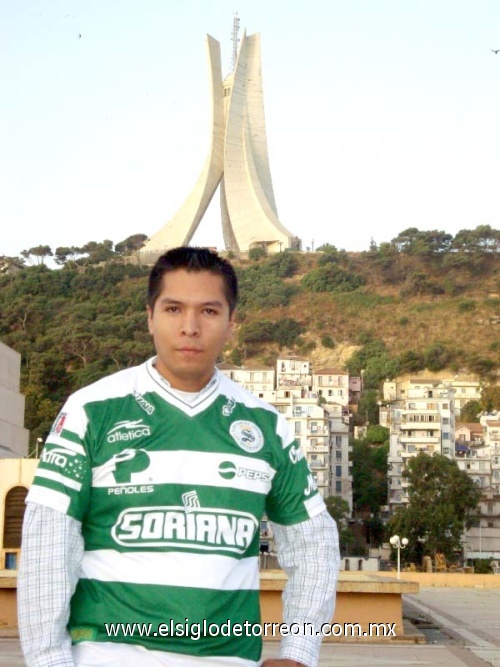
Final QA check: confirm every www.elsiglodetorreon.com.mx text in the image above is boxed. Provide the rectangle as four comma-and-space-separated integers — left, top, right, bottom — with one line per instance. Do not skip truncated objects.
105, 620, 397, 640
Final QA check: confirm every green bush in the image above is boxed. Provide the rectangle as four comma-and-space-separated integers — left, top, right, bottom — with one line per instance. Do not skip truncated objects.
321, 334, 335, 348
458, 300, 476, 312
249, 247, 266, 261
302, 265, 365, 293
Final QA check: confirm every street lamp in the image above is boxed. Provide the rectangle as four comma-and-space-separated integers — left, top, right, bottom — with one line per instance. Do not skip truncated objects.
390, 534, 408, 579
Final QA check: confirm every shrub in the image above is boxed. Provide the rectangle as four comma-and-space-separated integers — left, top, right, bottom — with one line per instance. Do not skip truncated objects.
458, 300, 476, 312
302, 265, 365, 293
249, 247, 266, 261
321, 334, 335, 348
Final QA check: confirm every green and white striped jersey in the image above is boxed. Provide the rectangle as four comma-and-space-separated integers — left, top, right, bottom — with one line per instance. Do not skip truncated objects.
27, 358, 325, 663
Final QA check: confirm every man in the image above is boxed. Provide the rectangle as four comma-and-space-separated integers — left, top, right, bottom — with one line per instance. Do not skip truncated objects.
18, 247, 340, 667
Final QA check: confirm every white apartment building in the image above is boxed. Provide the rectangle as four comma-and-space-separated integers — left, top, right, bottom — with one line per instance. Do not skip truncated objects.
276, 356, 312, 392
483, 417, 500, 496
312, 368, 349, 407
324, 404, 352, 511
463, 491, 500, 560
383, 378, 455, 510
455, 416, 500, 559
0, 342, 29, 458
216, 363, 275, 396
447, 377, 481, 418
218, 357, 353, 510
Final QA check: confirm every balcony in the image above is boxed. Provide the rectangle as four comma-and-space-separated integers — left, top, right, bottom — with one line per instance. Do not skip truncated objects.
400, 435, 440, 444
309, 460, 327, 469
401, 421, 441, 430
306, 445, 329, 453
308, 426, 329, 436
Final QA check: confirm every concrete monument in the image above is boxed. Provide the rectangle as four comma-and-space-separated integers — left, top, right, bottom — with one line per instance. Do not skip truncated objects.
140, 19, 299, 260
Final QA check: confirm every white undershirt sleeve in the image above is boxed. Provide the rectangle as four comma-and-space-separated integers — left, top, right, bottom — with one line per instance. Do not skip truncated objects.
17, 503, 83, 667
270, 510, 340, 667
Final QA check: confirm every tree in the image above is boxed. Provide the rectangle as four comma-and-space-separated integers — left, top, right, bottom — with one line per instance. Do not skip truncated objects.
481, 386, 500, 413
21, 245, 53, 265
325, 496, 350, 525
460, 401, 481, 423
351, 439, 389, 514
365, 424, 389, 445
387, 453, 481, 563
54, 246, 84, 267
356, 389, 380, 426
115, 234, 148, 254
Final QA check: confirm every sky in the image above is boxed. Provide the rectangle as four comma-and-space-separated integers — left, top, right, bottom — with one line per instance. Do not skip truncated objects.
1, 0, 500, 258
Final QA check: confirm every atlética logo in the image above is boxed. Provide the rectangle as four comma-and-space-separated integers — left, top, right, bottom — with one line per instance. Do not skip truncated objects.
106, 419, 151, 444
229, 421, 264, 454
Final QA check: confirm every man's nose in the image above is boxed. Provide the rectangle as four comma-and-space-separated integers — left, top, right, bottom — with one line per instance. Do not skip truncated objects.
181, 311, 200, 336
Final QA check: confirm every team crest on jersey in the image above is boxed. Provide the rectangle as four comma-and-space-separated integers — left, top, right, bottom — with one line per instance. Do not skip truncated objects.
229, 421, 264, 453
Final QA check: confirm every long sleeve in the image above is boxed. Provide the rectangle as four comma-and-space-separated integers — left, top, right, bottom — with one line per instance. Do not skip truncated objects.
17, 503, 84, 667
270, 510, 340, 667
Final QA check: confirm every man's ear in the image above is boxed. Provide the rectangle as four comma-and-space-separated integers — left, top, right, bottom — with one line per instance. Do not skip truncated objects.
146, 305, 154, 335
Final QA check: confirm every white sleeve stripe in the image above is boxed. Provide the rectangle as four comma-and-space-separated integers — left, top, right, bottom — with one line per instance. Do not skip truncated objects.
26, 488, 71, 514
35, 469, 82, 491
44, 436, 85, 456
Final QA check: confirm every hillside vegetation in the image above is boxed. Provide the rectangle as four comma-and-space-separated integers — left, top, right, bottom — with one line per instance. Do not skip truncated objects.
0, 225, 499, 447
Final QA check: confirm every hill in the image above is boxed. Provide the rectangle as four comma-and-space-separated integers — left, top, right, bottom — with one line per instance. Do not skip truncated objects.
0, 235, 498, 446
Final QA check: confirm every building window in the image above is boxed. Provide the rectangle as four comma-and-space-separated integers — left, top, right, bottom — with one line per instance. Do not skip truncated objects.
335, 481, 342, 493
3, 486, 28, 549
335, 436, 342, 447
336, 466, 342, 477
295, 422, 301, 434
336, 451, 342, 461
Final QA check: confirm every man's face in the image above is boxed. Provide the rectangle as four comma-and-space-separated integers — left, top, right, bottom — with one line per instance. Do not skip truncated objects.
147, 269, 235, 391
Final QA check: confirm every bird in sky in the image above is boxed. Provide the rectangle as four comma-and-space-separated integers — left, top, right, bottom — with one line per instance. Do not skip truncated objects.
491, 48, 500, 54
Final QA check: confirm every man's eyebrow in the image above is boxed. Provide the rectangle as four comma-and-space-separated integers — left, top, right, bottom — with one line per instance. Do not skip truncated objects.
158, 297, 225, 308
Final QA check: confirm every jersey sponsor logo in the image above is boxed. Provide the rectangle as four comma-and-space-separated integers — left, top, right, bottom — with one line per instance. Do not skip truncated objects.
229, 421, 264, 453
108, 484, 154, 495
111, 448, 151, 484
51, 412, 67, 435
222, 397, 236, 417
289, 444, 305, 464
112, 505, 258, 553
106, 419, 151, 443
133, 390, 155, 415
182, 490, 200, 512
218, 460, 271, 482
40, 447, 76, 468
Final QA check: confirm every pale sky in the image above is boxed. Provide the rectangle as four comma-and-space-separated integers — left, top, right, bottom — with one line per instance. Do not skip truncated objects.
1, 0, 499, 258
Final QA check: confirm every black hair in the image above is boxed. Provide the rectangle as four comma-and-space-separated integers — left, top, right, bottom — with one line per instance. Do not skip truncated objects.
147, 246, 238, 314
